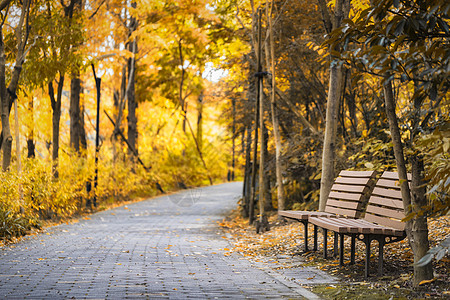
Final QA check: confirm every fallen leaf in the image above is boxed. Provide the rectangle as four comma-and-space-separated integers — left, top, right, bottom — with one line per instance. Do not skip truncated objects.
419, 278, 436, 286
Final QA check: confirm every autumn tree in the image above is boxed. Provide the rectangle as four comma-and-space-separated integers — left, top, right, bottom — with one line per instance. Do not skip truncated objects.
0, 0, 32, 171
27, 0, 84, 176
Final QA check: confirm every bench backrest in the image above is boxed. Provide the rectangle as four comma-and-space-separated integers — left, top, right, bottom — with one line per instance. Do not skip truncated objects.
324, 170, 377, 218
363, 171, 411, 230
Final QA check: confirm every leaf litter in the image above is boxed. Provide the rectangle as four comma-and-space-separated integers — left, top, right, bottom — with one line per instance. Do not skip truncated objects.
220, 210, 449, 299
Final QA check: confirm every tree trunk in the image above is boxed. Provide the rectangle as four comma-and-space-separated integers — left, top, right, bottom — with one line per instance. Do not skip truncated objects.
14, 99, 21, 172
0, 26, 12, 171
27, 95, 35, 158
0, 0, 30, 170
79, 92, 87, 151
242, 124, 252, 218
127, 1, 138, 161
262, 123, 272, 212
319, 62, 343, 211
49, 75, 64, 178
127, 49, 138, 157
70, 76, 82, 152
383, 79, 433, 285
268, 0, 285, 211
318, 0, 350, 211
230, 97, 235, 181
197, 92, 204, 153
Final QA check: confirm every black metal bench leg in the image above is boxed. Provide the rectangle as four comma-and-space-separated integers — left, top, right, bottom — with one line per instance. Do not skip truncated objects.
350, 234, 356, 265
334, 232, 338, 257
364, 235, 371, 278
313, 225, 318, 251
303, 221, 308, 252
323, 228, 328, 259
339, 233, 344, 266
378, 238, 385, 276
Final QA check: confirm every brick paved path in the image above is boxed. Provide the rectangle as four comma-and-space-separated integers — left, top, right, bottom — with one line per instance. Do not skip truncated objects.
0, 182, 335, 299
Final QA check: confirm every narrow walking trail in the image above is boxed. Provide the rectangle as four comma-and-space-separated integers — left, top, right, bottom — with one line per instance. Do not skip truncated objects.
0, 182, 333, 299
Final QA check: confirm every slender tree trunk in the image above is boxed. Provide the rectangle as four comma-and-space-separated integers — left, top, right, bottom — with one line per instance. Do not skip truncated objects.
383, 79, 433, 285
127, 1, 138, 161
27, 95, 35, 158
127, 48, 138, 157
0, 26, 12, 171
242, 124, 252, 218
268, 0, 285, 211
258, 73, 266, 220
231, 97, 235, 181
49, 75, 64, 178
0, 0, 30, 170
197, 92, 203, 153
79, 93, 87, 151
70, 76, 82, 152
262, 123, 272, 212
319, 62, 343, 211
14, 99, 21, 172
318, 0, 350, 211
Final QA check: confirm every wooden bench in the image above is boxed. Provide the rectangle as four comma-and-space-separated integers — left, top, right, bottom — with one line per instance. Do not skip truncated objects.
309, 171, 410, 278
279, 170, 377, 252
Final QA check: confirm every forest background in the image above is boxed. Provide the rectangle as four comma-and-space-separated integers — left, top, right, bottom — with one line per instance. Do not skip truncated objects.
0, 0, 448, 287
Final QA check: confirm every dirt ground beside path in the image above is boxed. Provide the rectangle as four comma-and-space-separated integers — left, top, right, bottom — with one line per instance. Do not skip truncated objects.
220, 210, 450, 299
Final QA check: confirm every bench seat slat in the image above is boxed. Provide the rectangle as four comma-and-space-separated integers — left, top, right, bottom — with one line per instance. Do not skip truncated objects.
278, 210, 333, 220
309, 217, 359, 233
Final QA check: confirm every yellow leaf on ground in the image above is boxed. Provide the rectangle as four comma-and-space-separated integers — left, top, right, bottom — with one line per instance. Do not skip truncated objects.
419, 278, 436, 286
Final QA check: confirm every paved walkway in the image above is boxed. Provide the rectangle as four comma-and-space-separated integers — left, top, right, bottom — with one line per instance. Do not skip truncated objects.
0, 182, 336, 299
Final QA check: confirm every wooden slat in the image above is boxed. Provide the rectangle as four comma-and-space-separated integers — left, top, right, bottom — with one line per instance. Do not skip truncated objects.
366, 205, 405, 220
339, 170, 377, 178
376, 178, 401, 189
331, 184, 366, 193
372, 187, 402, 200
376, 178, 411, 189
326, 199, 359, 210
382, 171, 412, 181
324, 206, 359, 218
278, 210, 333, 220
309, 217, 358, 233
335, 177, 371, 185
368, 196, 404, 209
328, 191, 363, 202
364, 213, 405, 230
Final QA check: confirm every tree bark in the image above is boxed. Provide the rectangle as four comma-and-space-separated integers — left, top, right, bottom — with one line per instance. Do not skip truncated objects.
319, 62, 343, 211
197, 92, 204, 153
268, 0, 285, 211
27, 95, 35, 158
127, 1, 138, 161
0, 0, 30, 171
0, 23, 12, 171
70, 76, 82, 152
318, 0, 350, 211
383, 79, 433, 285
242, 124, 252, 218
49, 74, 65, 178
